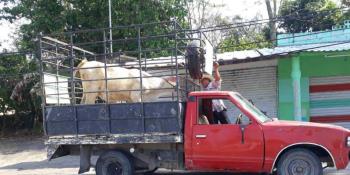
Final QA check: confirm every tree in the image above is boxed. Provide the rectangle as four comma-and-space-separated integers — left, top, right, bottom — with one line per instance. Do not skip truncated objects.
342, 0, 350, 6
185, 0, 229, 48
0, 52, 38, 133
339, 0, 350, 22
0, 0, 190, 133
279, 0, 341, 33
186, 0, 211, 30
264, 0, 279, 45
217, 16, 272, 53
1, 0, 188, 57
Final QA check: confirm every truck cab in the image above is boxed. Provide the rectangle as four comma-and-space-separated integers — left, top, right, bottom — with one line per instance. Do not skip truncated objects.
184, 91, 350, 174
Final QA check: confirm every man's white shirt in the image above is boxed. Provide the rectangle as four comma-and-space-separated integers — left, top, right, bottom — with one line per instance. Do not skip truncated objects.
203, 80, 226, 112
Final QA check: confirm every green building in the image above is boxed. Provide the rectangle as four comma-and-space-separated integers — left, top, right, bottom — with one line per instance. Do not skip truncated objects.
217, 21, 350, 128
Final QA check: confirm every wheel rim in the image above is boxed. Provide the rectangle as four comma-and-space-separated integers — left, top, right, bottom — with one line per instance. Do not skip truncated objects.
288, 159, 312, 175
106, 161, 123, 175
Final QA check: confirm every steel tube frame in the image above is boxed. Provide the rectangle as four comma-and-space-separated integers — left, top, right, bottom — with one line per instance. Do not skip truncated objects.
39, 21, 210, 136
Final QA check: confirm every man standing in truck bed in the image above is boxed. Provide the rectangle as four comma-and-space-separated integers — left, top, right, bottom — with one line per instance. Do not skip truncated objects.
200, 62, 229, 124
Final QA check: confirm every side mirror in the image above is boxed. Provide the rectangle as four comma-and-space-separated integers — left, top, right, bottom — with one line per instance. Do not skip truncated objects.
248, 99, 255, 105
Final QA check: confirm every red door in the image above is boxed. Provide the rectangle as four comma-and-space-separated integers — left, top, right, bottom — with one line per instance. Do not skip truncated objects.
191, 123, 264, 172
190, 97, 265, 172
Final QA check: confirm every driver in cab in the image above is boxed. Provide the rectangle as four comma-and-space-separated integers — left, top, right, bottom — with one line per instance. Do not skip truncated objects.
200, 62, 229, 124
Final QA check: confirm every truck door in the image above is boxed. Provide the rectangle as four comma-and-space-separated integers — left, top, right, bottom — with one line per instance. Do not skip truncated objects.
190, 97, 264, 172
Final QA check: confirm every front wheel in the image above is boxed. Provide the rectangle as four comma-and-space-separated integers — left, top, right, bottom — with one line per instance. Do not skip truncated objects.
277, 148, 322, 175
95, 151, 134, 175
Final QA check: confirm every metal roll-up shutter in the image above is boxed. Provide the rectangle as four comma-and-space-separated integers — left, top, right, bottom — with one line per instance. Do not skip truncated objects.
310, 76, 350, 129
221, 66, 278, 118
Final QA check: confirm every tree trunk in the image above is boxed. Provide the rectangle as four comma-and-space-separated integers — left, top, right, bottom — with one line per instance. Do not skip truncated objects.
265, 0, 277, 46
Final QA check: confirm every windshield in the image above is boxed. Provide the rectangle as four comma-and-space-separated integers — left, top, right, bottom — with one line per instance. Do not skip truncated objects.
232, 93, 272, 123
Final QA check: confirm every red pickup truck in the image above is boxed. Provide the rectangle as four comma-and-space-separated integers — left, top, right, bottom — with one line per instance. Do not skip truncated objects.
46, 91, 350, 175
39, 20, 350, 175
184, 91, 350, 174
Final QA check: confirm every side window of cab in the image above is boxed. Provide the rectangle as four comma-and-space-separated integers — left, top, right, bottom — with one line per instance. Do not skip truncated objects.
197, 97, 251, 125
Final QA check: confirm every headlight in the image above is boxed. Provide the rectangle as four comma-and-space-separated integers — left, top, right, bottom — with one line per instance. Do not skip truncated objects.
347, 136, 350, 147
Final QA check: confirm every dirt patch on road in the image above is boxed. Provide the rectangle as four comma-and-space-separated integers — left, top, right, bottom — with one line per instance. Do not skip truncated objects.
0, 137, 95, 175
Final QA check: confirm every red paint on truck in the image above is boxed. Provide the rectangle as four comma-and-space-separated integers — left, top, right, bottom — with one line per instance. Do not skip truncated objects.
184, 91, 350, 173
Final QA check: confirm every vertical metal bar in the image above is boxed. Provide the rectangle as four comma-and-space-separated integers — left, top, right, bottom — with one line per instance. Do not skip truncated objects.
144, 52, 147, 71
103, 30, 107, 62
174, 20, 180, 102
118, 51, 121, 64
137, 27, 144, 132
69, 32, 78, 135
200, 31, 204, 91
108, 0, 113, 54
38, 34, 47, 135
174, 20, 182, 135
170, 50, 174, 100
183, 30, 189, 97
170, 22, 175, 100
104, 43, 109, 104
103, 30, 110, 134
55, 44, 60, 105
69, 33, 76, 105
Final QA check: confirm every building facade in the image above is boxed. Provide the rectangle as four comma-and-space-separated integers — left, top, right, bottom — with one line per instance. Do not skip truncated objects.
217, 21, 350, 128
278, 53, 350, 128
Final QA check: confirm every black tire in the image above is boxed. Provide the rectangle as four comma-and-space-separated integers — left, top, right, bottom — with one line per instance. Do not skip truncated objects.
96, 151, 134, 175
186, 41, 203, 80
277, 148, 322, 175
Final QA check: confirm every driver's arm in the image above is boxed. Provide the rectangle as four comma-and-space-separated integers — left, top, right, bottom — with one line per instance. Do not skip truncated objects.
213, 62, 221, 82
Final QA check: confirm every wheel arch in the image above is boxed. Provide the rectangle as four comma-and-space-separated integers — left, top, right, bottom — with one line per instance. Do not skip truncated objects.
270, 142, 336, 173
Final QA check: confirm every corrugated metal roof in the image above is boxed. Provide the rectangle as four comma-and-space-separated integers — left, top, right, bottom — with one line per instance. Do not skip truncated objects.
121, 42, 350, 68
216, 42, 350, 61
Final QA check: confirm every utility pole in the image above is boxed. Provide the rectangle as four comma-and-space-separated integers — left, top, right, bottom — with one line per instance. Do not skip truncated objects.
265, 0, 277, 46
108, 0, 113, 54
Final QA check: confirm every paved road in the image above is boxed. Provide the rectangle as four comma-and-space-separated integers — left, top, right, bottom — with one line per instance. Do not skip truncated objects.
0, 137, 349, 175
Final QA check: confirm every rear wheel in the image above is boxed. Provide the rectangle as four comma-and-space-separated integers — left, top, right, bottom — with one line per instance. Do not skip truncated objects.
96, 151, 134, 175
277, 148, 322, 175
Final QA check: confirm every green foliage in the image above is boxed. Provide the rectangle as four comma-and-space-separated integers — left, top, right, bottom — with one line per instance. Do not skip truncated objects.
216, 16, 272, 52
0, 53, 40, 133
279, 0, 342, 33
0, 54, 32, 114
1, 0, 188, 58
0, 0, 189, 133
218, 32, 272, 53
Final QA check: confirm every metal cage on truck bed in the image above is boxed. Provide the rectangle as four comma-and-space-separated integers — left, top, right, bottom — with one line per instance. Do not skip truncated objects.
39, 20, 212, 144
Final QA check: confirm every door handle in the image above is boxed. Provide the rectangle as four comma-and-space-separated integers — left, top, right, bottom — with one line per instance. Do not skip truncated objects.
195, 134, 207, 139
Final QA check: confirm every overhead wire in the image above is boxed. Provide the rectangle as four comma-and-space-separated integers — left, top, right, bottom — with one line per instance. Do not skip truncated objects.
187, 6, 349, 33
213, 7, 350, 50
1, 6, 350, 78
217, 26, 350, 51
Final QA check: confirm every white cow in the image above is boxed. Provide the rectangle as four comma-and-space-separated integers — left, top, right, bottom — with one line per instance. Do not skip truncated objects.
74, 59, 176, 104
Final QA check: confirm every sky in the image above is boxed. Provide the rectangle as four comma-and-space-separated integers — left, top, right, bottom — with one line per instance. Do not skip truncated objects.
0, 0, 341, 51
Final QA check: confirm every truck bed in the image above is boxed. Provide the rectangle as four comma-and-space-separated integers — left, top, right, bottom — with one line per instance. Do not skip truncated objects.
44, 101, 185, 144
